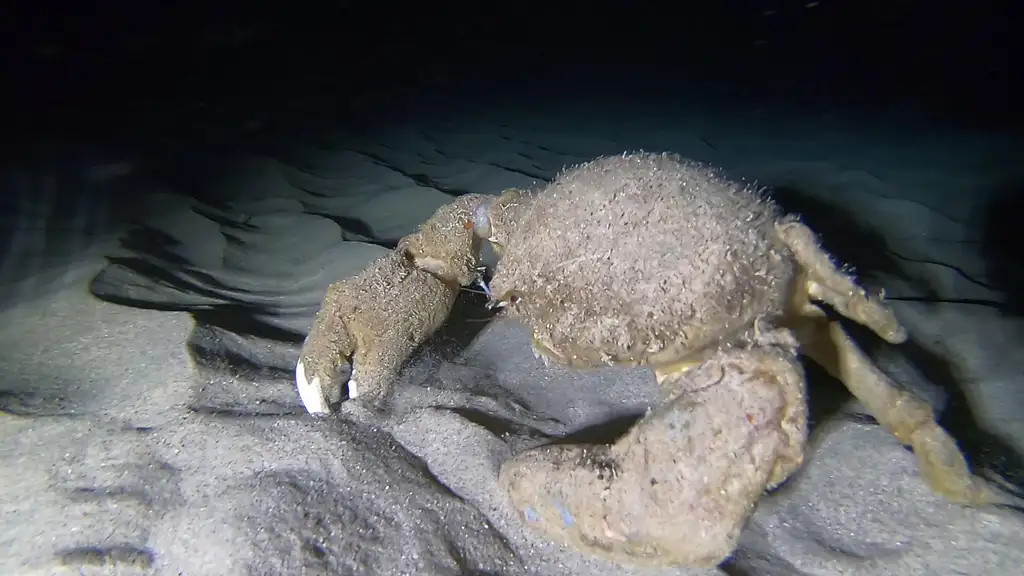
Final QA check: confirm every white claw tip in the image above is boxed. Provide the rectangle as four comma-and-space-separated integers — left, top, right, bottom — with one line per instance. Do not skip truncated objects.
295, 360, 331, 415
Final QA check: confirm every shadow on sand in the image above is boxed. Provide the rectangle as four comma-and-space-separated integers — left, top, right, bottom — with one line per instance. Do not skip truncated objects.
975, 180, 1024, 317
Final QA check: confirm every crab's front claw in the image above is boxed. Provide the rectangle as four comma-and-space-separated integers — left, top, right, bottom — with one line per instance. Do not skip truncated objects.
295, 331, 404, 414
296, 360, 328, 412
294, 249, 462, 414
295, 355, 349, 414
295, 284, 358, 414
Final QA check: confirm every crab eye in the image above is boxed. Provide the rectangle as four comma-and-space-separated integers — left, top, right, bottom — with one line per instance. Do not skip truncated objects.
499, 291, 521, 308
487, 290, 521, 311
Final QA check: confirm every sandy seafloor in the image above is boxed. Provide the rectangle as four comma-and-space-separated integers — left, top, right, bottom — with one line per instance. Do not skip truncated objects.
2, 99, 1024, 576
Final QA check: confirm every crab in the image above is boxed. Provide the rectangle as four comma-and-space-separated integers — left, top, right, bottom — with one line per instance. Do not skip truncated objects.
295, 152, 1001, 567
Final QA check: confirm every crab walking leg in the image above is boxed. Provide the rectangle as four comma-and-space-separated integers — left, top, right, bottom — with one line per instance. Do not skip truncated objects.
827, 320, 1004, 505
796, 309, 1001, 505
775, 220, 907, 344
777, 219, 1002, 505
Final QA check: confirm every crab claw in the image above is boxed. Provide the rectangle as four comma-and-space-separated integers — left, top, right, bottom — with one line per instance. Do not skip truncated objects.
295, 360, 332, 415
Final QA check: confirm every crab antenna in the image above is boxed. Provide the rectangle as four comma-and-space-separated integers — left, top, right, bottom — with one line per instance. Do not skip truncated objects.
475, 276, 495, 299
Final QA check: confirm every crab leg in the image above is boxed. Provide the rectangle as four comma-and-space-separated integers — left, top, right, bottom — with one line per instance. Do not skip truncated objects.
777, 220, 1003, 505
806, 315, 1003, 505
775, 220, 906, 344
